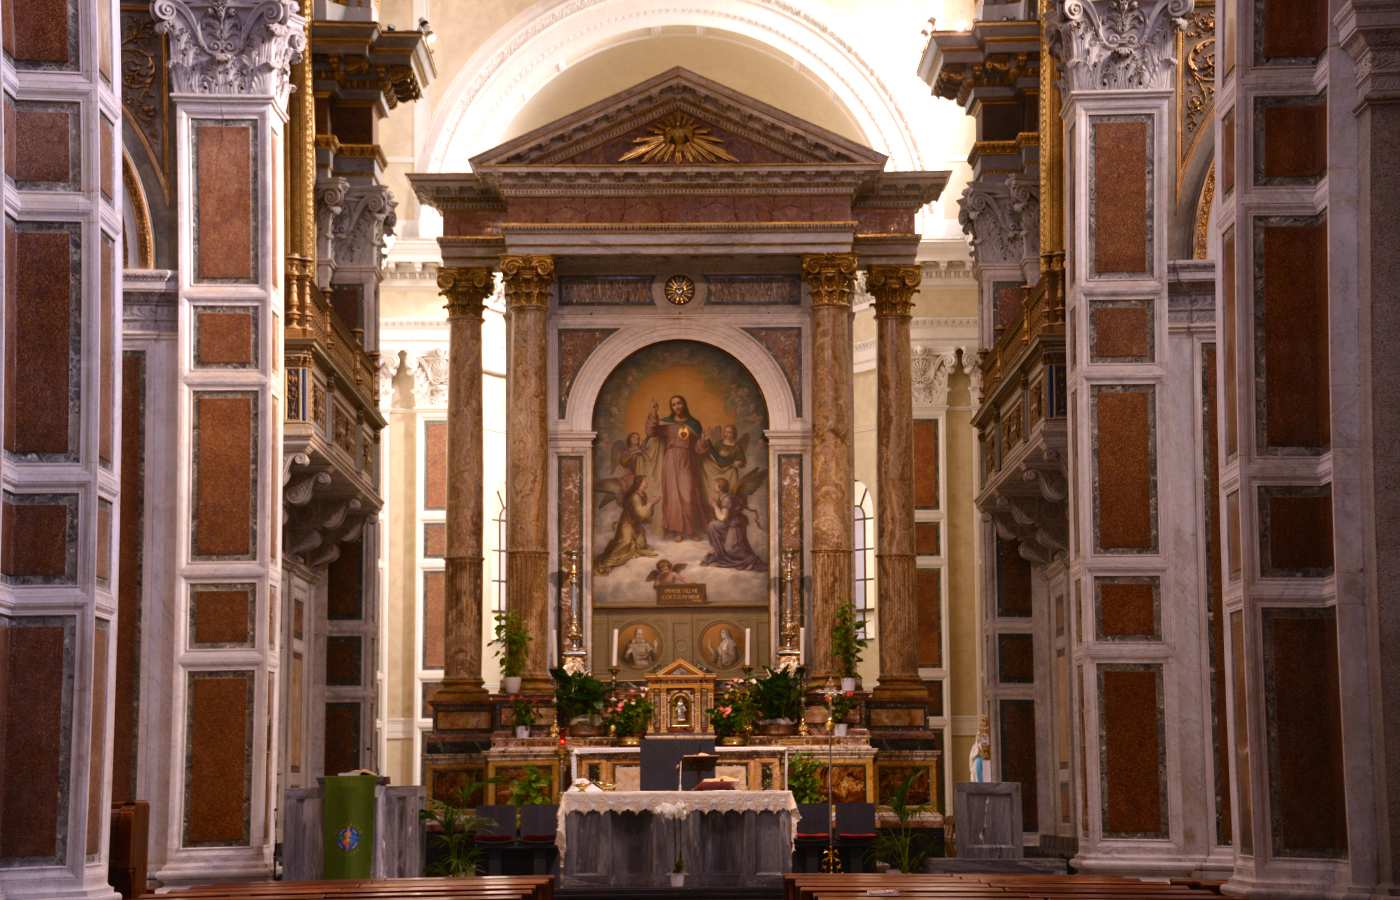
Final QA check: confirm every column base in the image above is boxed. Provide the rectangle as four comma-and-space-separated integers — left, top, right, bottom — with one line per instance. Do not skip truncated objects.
432, 677, 489, 706
519, 673, 556, 695
873, 675, 929, 699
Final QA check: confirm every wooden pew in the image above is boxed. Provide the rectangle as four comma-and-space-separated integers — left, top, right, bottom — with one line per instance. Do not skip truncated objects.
785, 872, 1210, 900
161, 875, 553, 900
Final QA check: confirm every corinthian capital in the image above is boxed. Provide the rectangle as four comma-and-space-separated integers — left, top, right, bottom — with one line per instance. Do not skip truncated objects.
331, 184, 397, 269
152, 0, 307, 105
867, 265, 922, 317
500, 256, 556, 307
958, 181, 1024, 269
1045, 0, 1193, 94
801, 253, 859, 307
437, 267, 494, 319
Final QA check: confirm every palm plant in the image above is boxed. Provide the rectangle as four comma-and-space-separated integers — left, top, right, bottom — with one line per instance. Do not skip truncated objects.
419, 776, 500, 877
871, 769, 940, 874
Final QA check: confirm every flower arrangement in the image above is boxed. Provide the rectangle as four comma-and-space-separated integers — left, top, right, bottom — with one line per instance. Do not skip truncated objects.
508, 695, 536, 728
604, 692, 654, 737
490, 610, 531, 678
709, 679, 757, 737
832, 600, 867, 680
829, 690, 859, 724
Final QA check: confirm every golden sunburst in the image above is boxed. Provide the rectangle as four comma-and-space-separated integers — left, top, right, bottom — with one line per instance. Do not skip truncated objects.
618, 113, 739, 164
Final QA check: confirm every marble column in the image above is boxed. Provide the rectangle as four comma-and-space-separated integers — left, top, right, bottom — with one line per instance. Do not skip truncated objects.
436, 267, 494, 702
803, 252, 858, 682
502, 255, 555, 693
868, 264, 926, 698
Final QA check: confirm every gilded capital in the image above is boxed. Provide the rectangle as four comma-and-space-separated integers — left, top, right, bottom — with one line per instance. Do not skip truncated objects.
438, 267, 494, 318
801, 253, 859, 308
500, 255, 556, 307
866, 265, 922, 318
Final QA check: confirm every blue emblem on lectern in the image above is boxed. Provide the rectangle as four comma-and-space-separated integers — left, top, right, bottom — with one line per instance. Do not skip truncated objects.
336, 825, 360, 853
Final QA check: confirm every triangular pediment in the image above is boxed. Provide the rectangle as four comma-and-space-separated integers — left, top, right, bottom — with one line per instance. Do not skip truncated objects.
470, 68, 887, 171
650, 657, 711, 679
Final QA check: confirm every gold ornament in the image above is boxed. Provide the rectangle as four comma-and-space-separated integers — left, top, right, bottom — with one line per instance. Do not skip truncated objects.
619, 113, 739, 164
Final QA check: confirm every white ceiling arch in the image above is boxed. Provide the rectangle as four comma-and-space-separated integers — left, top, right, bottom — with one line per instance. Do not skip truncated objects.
420, 0, 928, 175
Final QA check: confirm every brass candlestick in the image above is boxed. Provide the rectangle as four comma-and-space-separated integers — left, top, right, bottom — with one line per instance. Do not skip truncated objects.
819, 677, 842, 873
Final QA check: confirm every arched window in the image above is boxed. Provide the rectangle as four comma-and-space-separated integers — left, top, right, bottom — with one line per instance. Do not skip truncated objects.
853, 481, 874, 637
493, 491, 508, 614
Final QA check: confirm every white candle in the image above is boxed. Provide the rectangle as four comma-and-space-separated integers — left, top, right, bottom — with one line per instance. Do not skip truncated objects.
744, 628, 751, 667
612, 628, 619, 667
551, 629, 557, 667
799, 626, 805, 663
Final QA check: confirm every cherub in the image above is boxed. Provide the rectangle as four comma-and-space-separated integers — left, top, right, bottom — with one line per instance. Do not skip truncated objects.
706, 424, 749, 474
646, 559, 695, 585
609, 431, 645, 474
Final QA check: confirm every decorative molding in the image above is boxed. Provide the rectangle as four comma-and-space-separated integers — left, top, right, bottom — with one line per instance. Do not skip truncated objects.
1045, 0, 1193, 94
500, 255, 556, 307
1338, 4, 1400, 105
315, 177, 349, 286
868, 264, 923, 318
911, 345, 962, 408
958, 181, 1024, 269
1176, 5, 1215, 190
1006, 173, 1040, 263
152, 0, 307, 104
1193, 161, 1214, 260
411, 348, 450, 408
330, 184, 396, 269
377, 351, 400, 405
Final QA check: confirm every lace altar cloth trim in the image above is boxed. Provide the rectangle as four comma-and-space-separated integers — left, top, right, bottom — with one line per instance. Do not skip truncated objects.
556, 789, 798, 861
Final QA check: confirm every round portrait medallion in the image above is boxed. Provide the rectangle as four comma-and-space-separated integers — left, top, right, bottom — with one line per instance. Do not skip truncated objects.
664, 275, 695, 305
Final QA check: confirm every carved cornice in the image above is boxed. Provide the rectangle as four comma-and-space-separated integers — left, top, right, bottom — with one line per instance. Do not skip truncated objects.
410, 348, 449, 408
437, 267, 494, 319
935, 52, 1040, 106
867, 265, 922, 318
500, 255, 556, 307
1045, 0, 1193, 95
911, 345, 963, 408
152, 0, 306, 104
1338, 3, 1400, 105
330, 184, 396, 269
958, 181, 1025, 269
801, 253, 859, 307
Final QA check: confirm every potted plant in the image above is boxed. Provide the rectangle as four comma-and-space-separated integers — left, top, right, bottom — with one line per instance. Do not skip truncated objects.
832, 601, 867, 692
709, 678, 757, 744
753, 665, 806, 734
508, 695, 536, 738
604, 692, 654, 745
491, 610, 530, 694
504, 763, 553, 808
670, 857, 686, 887
550, 666, 607, 735
872, 768, 940, 874
829, 691, 859, 737
418, 776, 500, 877
786, 751, 825, 804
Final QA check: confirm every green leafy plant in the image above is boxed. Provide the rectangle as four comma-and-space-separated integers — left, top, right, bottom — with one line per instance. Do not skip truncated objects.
829, 691, 859, 724
673, 856, 686, 873
708, 679, 757, 736
550, 667, 607, 722
419, 776, 501, 877
490, 611, 531, 678
507, 695, 536, 728
604, 692, 654, 737
787, 751, 825, 804
504, 763, 553, 807
871, 768, 940, 873
753, 665, 807, 722
832, 601, 867, 679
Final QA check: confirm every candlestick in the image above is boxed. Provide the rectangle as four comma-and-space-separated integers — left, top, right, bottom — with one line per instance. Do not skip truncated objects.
743, 627, 750, 667
611, 628, 619, 668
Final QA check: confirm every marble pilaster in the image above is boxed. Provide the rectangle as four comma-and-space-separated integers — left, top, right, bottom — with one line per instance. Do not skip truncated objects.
436, 267, 494, 702
502, 255, 556, 694
803, 253, 858, 682
868, 265, 926, 698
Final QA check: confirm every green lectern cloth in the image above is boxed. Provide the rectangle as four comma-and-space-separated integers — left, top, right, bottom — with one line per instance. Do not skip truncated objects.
323, 775, 377, 878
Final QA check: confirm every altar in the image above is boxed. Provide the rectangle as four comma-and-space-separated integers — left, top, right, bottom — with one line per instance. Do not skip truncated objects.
556, 789, 798, 887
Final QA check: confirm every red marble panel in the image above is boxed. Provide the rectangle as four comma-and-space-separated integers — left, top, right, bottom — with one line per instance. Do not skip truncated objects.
423, 570, 444, 669
326, 637, 361, 686
1093, 120, 1149, 274
194, 395, 253, 557
996, 284, 1025, 329
423, 523, 446, 558
13, 106, 71, 184
1101, 667, 1164, 835
5, 228, 74, 456
2, 98, 13, 173
440, 209, 504, 237
1262, 490, 1334, 574
914, 522, 940, 556
186, 673, 250, 844
1094, 306, 1150, 359
1261, 220, 1329, 449
916, 568, 941, 667
327, 539, 363, 619
1223, 229, 1238, 457
1266, 612, 1346, 854
1222, 109, 1235, 195
558, 329, 617, 416
710, 276, 802, 306
7, 0, 70, 62
196, 310, 254, 366
1263, 102, 1326, 180
1, 501, 69, 577
998, 538, 1033, 617
100, 235, 114, 465
424, 421, 446, 510
913, 420, 938, 509
1099, 581, 1157, 638
854, 207, 916, 235
87, 623, 108, 854
193, 588, 252, 645
558, 456, 582, 555
556, 277, 650, 306
997, 633, 1034, 683
324, 703, 360, 776
96, 501, 112, 582
113, 354, 143, 803
1204, 345, 1230, 843
999, 699, 1038, 831
1, 622, 67, 859
195, 124, 252, 281
1263, 0, 1326, 59
1095, 389, 1155, 551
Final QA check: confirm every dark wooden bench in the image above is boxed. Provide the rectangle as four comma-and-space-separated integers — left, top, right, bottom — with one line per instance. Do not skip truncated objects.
161, 875, 553, 900
786, 873, 1211, 900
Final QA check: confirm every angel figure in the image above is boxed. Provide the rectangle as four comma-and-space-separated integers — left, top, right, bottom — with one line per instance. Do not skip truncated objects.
706, 424, 749, 474
609, 432, 648, 475
593, 474, 660, 576
700, 470, 768, 571
646, 559, 695, 585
